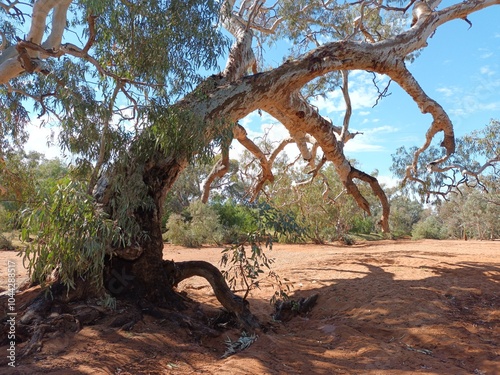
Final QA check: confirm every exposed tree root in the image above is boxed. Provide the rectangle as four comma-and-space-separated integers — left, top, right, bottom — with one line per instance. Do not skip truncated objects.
164, 260, 260, 332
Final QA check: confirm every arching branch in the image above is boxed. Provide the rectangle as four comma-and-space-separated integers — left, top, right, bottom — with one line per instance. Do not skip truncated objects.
165, 260, 259, 331
386, 61, 455, 180
201, 145, 231, 203
233, 124, 274, 201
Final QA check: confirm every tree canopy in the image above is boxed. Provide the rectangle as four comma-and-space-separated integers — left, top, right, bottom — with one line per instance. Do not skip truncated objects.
2, 0, 499, 233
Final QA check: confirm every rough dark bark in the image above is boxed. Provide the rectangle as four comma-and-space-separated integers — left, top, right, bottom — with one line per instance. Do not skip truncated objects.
164, 260, 260, 331
103, 155, 188, 306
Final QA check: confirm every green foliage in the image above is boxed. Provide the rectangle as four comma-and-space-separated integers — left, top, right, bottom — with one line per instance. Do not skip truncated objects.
211, 199, 258, 243
256, 202, 306, 243
411, 215, 446, 240
350, 216, 374, 235
0, 151, 69, 229
437, 186, 500, 240
388, 193, 424, 237
0, 233, 14, 250
20, 180, 121, 290
219, 201, 305, 303
165, 200, 223, 247
78, 0, 229, 94
0, 88, 30, 154
220, 235, 289, 304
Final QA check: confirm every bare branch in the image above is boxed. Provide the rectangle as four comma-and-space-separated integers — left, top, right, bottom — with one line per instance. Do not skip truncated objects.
0, 0, 25, 19
82, 14, 97, 54
233, 124, 273, 201
260, 92, 389, 228
5, 82, 56, 118
339, 70, 352, 143
386, 60, 455, 176
371, 72, 392, 107
349, 167, 390, 232
201, 145, 231, 203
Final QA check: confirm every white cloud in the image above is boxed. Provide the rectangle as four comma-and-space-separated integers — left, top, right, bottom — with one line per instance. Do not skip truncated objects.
310, 91, 344, 113
310, 71, 390, 115
480, 52, 494, 59
25, 121, 63, 160
480, 65, 495, 76
344, 124, 399, 153
366, 125, 399, 134
344, 138, 384, 153
436, 86, 454, 97
377, 174, 399, 188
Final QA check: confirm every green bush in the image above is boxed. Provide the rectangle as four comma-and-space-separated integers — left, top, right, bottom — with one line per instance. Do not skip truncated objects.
165, 200, 223, 247
411, 216, 446, 240
0, 205, 11, 231
0, 233, 14, 250
350, 216, 374, 235
212, 199, 258, 239
21, 180, 121, 290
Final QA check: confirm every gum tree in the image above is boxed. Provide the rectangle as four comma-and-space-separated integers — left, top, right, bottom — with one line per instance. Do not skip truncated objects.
1, 0, 499, 329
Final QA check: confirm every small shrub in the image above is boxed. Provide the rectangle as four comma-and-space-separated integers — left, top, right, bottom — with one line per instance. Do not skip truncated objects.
0, 234, 14, 250
412, 216, 446, 240
339, 234, 355, 245
165, 200, 223, 247
21, 180, 121, 290
220, 202, 305, 304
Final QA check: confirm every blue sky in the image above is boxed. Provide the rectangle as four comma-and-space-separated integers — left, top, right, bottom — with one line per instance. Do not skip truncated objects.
26, 4, 500, 187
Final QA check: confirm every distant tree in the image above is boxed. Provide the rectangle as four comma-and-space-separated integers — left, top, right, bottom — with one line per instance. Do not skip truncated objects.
0, 150, 67, 228
437, 184, 500, 240
411, 215, 446, 240
387, 189, 424, 237
391, 120, 500, 204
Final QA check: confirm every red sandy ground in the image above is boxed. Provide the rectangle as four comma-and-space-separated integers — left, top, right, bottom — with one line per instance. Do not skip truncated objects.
1, 239, 499, 375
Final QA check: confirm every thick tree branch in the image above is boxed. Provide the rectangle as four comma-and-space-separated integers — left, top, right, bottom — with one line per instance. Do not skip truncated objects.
221, 0, 258, 81
349, 167, 391, 232
0, 0, 72, 83
262, 93, 384, 222
386, 61, 455, 179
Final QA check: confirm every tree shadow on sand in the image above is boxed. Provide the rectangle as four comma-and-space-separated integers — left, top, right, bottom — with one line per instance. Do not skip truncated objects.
236, 258, 499, 374
2, 250, 499, 374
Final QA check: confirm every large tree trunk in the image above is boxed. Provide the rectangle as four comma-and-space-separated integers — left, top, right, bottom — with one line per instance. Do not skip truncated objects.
98, 147, 260, 328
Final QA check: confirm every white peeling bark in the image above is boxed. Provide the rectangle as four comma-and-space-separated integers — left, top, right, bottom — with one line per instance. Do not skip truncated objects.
221, 0, 257, 81
0, 0, 72, 84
